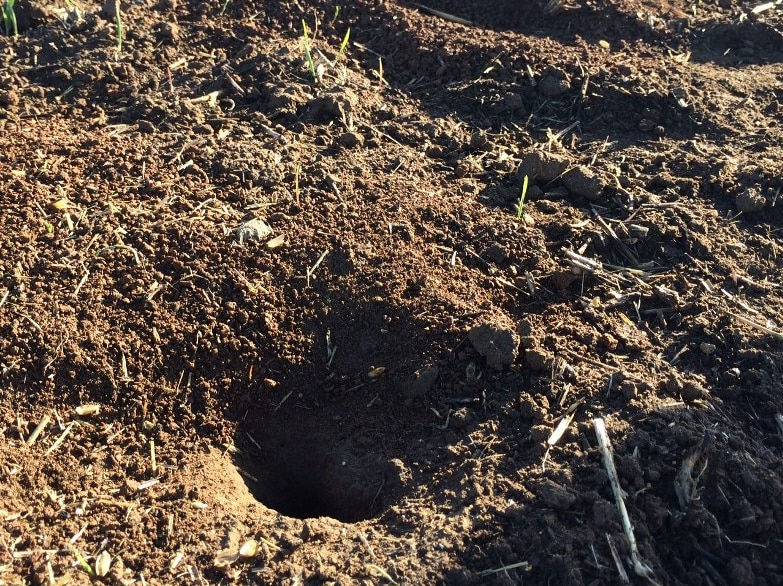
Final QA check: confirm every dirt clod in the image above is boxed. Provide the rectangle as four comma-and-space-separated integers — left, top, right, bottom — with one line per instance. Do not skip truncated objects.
468, 322, 520, 369
533, 478, 577, 510
516, 150, 571, 183
736, 186, 767, 213
538, 66, 571, 97
562, 165, 606, 200
402, 366, 439, 399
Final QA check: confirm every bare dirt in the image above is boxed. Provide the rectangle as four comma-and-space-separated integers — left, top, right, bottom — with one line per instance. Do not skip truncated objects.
1, 0, 782, 584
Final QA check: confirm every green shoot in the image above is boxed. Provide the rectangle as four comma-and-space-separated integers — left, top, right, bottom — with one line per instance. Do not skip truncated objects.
115, 0, 123, 53
334, 28, 350, 64
2, 0, 17, 37
71, 547, 96, 578
219, 0, 230, 16
516, 175, 529, 220
330, 6, 340, 27
301, 20, 318, 83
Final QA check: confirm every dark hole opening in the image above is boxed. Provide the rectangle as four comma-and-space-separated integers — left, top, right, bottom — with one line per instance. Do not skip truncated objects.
238, 419, 390, 522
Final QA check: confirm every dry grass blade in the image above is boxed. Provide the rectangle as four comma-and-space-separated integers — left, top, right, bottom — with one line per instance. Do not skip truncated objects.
412, 4, 473, 25
606, 533, 630, 584
306, 250, 329, 287
730, 312, 783, 341
593, 418, 661, 585
365, 564, 399, 585
477, 561, 531, 577
45, 422, 75, 455
26, 414, 51, 446
673, 431, 711, 511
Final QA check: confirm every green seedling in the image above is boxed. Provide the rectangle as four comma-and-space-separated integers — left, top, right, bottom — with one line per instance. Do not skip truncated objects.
71, 547, 96, 578
219, 0, 230, 16
330, 6, 340, 26
516, 174, 529, 220
301, 20, 318, 83
334, 27, 351, 64
2, 0, 17, 37
115, 0, 123, 53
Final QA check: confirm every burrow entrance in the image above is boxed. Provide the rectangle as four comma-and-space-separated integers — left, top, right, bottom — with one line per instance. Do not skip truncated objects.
237, 411, 404, 522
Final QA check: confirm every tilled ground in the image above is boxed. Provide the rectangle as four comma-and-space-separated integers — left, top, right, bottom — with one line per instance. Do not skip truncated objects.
1, 0, 782, 584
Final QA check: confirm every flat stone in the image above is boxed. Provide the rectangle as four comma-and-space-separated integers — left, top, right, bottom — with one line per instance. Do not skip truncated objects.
236, 218, 272, 242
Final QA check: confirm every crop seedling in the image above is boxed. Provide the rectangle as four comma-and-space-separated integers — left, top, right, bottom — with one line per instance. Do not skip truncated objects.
2, 0, 17, 37
301, 20, 318, 83
71, 547, 96, 578
219, 0, 230, 16
334, 27, 351, 65
516, 175, 529, 220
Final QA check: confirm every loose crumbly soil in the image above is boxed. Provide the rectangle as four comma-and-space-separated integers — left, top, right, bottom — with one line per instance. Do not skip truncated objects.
1, 0, 783, 584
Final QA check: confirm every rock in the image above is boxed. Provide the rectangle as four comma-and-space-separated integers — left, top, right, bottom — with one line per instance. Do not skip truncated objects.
516, 150, 570, 183
736, 186, 766, 213
236, 218, 272, 242
468, 323, 519, 370
562, 166, 605, 200
532, 478, 576, 510
538, 67, 571, 97
403, 366, 439, 399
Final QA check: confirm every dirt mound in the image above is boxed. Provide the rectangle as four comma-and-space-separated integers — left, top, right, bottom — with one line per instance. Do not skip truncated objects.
1, 0, 782, 583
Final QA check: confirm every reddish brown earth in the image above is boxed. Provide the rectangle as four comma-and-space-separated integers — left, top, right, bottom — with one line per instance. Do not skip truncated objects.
1, 0, 782, 584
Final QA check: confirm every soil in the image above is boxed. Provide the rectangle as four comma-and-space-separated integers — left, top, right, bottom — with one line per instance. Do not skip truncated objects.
1, 0, 782, 584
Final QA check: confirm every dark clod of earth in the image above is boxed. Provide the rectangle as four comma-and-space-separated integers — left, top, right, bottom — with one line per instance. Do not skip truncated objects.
1, 0, 782, 584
